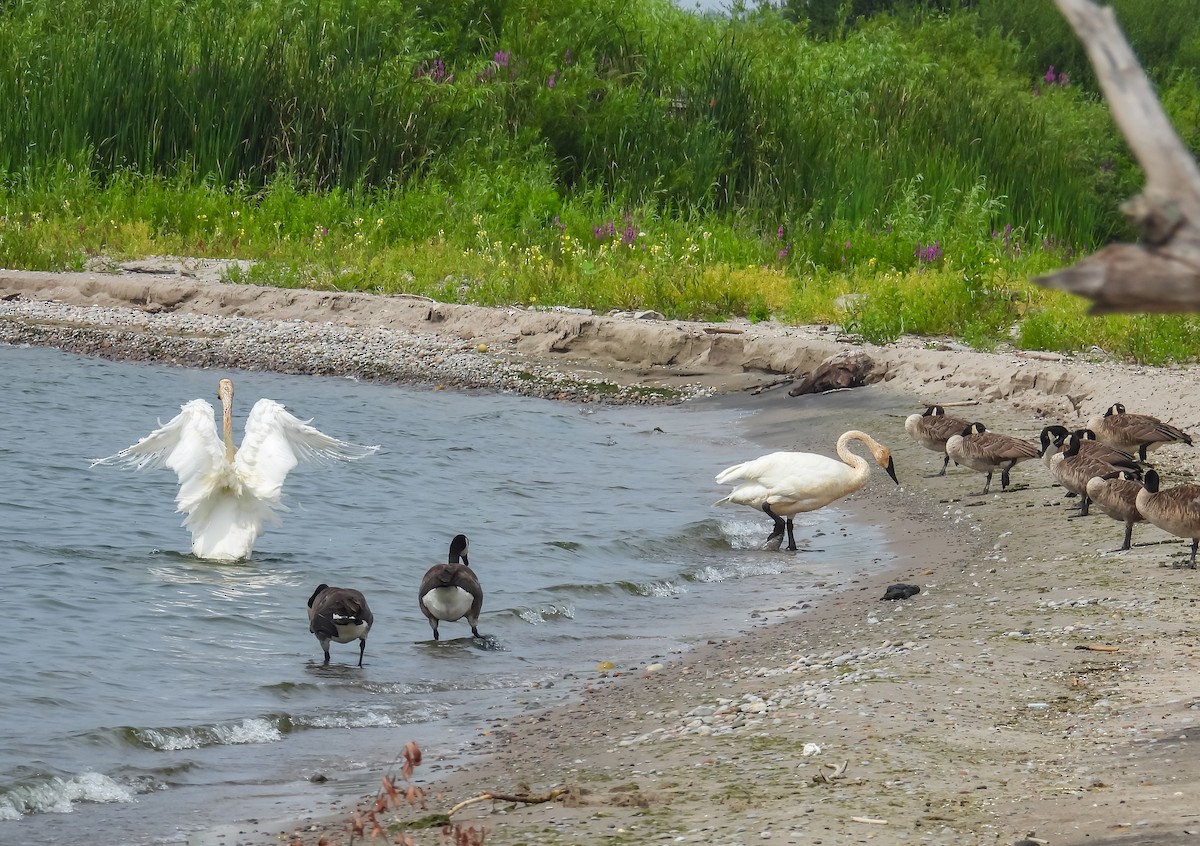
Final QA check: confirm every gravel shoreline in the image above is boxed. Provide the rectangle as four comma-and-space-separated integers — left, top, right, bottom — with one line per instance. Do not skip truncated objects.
0, 297, 713, 405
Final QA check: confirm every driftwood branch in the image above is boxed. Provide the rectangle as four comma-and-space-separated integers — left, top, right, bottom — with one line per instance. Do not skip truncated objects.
447, 786, 570, 817
1032, 0, 1200, 313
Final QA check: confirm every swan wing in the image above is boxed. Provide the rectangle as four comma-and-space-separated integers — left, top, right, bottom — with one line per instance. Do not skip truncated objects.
92, 399, 226, 481
233, 399, 379, 503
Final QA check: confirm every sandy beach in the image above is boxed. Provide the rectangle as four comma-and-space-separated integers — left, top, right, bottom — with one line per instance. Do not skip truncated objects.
4, 263, 1200, 846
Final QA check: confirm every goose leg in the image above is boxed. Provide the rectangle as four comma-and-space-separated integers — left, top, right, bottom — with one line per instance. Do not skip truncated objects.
978, 471, 993, 496
999, 464, 1013, 491
1190, 539, 1198, 569
322, 644, 331, 665
358, 639, 366, 667
471, 625, 481, 638
937, 454, 950, 476
1120, 521, 1133, 552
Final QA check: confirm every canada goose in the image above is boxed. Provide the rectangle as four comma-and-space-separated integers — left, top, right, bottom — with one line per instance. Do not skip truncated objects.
93, 377, 379, 561
945, 422, 1040, 496
1049, 432, 1134, 516
1086, 470, 1145, 551
714, 430, 899, 551
419, 534, 483, 640
1086, 403, 1193, 462
1038, 425, 1140, 474
1136, 470, 1200, 568
905, 405, 972, 476
307, 584, 373, 666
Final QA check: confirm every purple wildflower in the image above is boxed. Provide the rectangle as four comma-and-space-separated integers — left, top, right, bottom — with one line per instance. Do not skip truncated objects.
547, 72, 556, 89
915, 242, 943, 264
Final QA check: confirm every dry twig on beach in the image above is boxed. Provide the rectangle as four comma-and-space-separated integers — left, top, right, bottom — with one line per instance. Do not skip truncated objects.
447, 785, 571, 817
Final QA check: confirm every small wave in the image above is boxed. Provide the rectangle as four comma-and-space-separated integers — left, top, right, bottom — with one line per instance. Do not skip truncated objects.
615, 579, 685, 598
514, 603, 575, 625
294, 710, 406, 730
129, 716, 285, 751
0, 771, 138, 820
686, 559, 786, 583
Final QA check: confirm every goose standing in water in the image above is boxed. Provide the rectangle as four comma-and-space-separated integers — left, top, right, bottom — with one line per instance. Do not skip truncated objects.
419, 534, 484, 639
1086, 403, 1193, 462
93, 378, 379, 561
1136, 470, 1200, 568
945, 422, 1039, 496
1086, 471, 1145, 551
905, 405, 972, 476
307, 584, 373, 666
714, 430, 898, 551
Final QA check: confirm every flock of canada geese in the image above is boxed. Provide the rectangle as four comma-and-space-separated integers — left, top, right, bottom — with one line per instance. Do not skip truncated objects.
96, 377, 1200, 667
714, 401, 1200, 571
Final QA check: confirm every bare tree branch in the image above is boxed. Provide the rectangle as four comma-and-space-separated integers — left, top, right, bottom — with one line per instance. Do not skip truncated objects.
1032, 0, 1200, 313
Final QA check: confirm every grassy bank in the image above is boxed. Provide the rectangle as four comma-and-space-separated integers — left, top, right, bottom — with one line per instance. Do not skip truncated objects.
2, 0, 1200, 364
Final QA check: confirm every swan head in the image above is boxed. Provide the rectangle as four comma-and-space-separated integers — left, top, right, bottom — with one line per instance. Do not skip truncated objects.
217, 378, 236, 461
869, 443, 899, 484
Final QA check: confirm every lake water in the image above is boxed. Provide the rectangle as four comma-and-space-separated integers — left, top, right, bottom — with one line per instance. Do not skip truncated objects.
0, 343, 890, 846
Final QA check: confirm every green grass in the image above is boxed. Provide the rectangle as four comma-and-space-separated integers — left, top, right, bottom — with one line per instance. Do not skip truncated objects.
2, 0, 1200, 365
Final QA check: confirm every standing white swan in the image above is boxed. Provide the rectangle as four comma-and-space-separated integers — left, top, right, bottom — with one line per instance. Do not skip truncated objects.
93, 378, 379, 561
714, 430, 898, 551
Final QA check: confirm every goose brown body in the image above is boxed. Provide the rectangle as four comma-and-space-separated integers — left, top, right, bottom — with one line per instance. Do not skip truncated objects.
1086, 403, 1193, 462
1086, 471, 1145, 551
307, 584, 373, 666
904, 406, 972, 476
418, 534, 484, 640
945, 422, 1040, 495
1049, 432, 1138, 517
1136, 470, 1200, 568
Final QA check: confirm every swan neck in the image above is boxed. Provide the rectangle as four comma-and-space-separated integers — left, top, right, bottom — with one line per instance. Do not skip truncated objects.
219, 382, 236, 461
835, 430, 872, 476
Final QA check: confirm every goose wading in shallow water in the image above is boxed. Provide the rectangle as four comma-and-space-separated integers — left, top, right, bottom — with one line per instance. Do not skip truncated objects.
945, 422, 1039, 496
419, 534, 483, 640
93, 378, 380, 562
307, 584, 373, 666
904, 405, 972, 476
713, 430, 898, 552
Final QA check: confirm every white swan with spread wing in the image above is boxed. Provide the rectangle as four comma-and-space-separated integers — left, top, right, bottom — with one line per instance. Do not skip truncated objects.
94, 378, 379, 561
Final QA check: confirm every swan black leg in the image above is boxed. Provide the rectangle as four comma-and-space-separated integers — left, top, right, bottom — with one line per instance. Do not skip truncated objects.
785, 517, 797, 551
762, 503, 786, 550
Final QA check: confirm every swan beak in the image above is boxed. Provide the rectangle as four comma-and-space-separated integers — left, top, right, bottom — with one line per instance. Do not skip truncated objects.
884, 457, 899, 484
